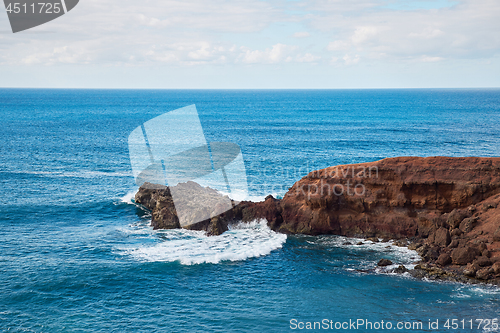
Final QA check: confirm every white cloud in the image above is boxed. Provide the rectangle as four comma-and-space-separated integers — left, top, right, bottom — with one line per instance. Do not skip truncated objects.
420, 55, 444, 62
293, 32, 310, 38
296, 53, 321, 63
351, 26, 380, 45
313, 0, 500, 63
0, 0, 499, 87
342, 54, 360, 65
240, 44, 298, 64
327, 40, 350, 51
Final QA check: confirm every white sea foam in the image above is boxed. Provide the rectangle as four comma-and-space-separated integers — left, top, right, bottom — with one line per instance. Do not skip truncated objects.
119, 190, 138, 205
453, 284, 500, 299
124, 220, 287, 265
319, 236, 420, 267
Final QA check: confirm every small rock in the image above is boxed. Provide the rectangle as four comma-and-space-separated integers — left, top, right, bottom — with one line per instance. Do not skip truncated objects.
463, 263, 478, 277
367, 237, 379, 243
207, 216, 228, 236
451, 246, 479, 265
393, 265, 409, 274
459, 217, 477, 233
356, 242, 364, 245
476, 257, 492, 267
477, 242, 487, 252
343, 242, 352, 245
482, 203, 496, 211
493, 227, 500, 242
377, 259, 393, 267
408, 243, 419, 251
448, 239, 459, 248
416, 244, 429, 256
393, 240, 407, 247
492, 262, 500, 275
422, 246, 441, 261
434, 228, 451, 246
446, 209, 467, 229
476, 267, 493, 280
409, 266, 427, 279
436, 253, 452, 266
450, 228, 462, 237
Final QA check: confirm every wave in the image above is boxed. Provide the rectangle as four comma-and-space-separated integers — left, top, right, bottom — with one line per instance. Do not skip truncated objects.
310, 235, 420, 271
119, 190, 138, 205
453, 284, 500, 299
123, 220, 287, 265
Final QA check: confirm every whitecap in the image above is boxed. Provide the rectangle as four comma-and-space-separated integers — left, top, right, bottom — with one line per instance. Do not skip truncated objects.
317, 236, 420, 268
119, 190, 138, 205
123, 220, 287, 265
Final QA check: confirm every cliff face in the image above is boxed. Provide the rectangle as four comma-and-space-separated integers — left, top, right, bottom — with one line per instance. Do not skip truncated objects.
135, 156, 500, 283
277, 157, 500, 238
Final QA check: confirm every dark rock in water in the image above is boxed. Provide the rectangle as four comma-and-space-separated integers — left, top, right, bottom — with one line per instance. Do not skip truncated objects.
343, 242, 352, 245
135, 182, 231, 235
377, 259, 393, 267
393, 265, 409, 274
356, 242, 364, 245
206, 216, 227, 236
393, 240, 408, 247
135, 183, 180, 230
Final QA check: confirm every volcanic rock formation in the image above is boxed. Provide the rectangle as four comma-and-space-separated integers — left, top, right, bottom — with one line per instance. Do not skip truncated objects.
135, 156, 500, 283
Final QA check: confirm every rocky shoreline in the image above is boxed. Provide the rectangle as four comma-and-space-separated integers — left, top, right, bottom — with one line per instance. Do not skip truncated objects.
135, 156, 500, 285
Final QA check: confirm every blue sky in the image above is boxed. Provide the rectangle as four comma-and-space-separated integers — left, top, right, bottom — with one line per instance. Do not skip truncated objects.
0, 0, 499, 88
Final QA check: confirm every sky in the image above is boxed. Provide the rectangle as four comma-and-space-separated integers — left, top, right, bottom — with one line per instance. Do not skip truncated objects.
0, 0, 499, 89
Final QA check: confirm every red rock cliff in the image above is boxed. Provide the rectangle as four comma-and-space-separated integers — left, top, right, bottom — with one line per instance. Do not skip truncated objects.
136, 156, 500, 282
275, 156, 500, 238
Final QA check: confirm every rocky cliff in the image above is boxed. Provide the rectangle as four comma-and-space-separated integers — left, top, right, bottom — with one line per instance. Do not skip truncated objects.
135, 156, 500, 283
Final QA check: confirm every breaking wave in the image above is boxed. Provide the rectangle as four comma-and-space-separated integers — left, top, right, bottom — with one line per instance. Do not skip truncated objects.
123, 220, 287, 265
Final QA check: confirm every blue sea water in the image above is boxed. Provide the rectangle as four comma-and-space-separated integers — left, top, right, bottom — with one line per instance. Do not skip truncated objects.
1, 89, 500, 332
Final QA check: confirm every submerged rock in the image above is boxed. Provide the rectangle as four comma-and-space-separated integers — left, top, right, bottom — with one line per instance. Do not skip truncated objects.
377, 259, 393, 267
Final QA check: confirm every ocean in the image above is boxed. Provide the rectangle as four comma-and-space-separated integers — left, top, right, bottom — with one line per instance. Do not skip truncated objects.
1, 88, 500, 332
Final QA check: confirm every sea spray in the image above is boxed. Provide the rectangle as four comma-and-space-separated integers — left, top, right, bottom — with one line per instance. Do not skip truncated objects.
123, 220, 287, 265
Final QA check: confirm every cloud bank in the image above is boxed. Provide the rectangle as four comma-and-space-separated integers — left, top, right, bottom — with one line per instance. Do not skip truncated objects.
0, 0, 499, 87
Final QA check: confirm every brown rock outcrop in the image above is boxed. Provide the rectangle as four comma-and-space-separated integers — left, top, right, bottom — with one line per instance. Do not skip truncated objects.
135, 156, 500, 283
275, 156, 500, 238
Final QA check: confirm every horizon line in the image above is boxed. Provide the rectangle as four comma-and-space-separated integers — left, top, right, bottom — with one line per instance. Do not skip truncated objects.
1, 87, 500, 90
